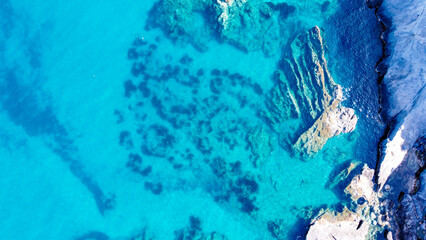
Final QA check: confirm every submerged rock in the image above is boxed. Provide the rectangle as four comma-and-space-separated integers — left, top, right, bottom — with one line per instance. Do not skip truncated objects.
327, 160, 361, 190
173, 216, 228, 240
264, 26, 358, 158
288, 27, 357, 158
203, 232, 228, 240
215, 0, 281, 56
146, 0, 214, 51
247, 125, 273, 166
267, 219, 288, 240
263, 71, 300, 125
282, 26, 340, 122
266, 26, 339, 124
147, 0, 284, 55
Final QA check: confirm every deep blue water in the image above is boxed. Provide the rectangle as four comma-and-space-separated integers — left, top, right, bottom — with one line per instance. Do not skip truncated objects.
0, 0, 384, 239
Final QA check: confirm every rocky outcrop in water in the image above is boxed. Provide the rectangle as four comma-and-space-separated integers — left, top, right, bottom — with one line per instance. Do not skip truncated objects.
289, 27, 358, 158
345, 166, 377, 204
307, 138, 426, 240
293, 106, 357, 159
307, 165, 381, 239
326, 160, 361, 190
264, 26, 358, 158
306, 208, 370, 240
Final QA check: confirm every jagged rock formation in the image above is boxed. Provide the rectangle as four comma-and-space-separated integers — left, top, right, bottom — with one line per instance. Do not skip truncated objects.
307, 165, 381, 240
372, 0, 426, 238
306, 139, 425, 239
293, 106, 357, 158
393, 173, 426, 240
310, 0, 425, 238
379, 136, 426, 240
264, 26, 358, 158
381, 137, 426, 197
344, 166, 376, 204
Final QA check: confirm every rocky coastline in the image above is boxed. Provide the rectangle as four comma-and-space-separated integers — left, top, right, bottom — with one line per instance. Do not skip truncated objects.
129, 0, 423, 238
306, 0, 425, 239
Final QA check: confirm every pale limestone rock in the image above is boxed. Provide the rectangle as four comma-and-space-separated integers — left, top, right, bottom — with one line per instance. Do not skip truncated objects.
378, 124, 409, 190
345, 165, 375, 203
381, 145, 425, 196
307, 166, 381, 240
216, 0, 232, 29
293, 105, 358, 158
306, 208, 369, 240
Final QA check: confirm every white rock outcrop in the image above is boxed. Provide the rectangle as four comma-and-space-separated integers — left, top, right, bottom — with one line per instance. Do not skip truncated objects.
306, 208, 370, 240
345, 165, 376, 203
293, 105, 358, 158
307, 166, 379, 240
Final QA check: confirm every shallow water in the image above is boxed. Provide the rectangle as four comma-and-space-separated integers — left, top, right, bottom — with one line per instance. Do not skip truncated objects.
0, 0, 384, 239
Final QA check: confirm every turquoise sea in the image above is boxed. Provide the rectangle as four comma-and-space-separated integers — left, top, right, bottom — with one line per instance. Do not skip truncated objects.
0, 0, 385, 239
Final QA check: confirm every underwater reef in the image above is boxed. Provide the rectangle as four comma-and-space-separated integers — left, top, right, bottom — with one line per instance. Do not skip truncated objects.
119, 9, 370, 239
146, 0, 292, 55
144, 0, 361, 161
117, 7, 365, 235
3, 0, 422, 239
115, 0, 391, 238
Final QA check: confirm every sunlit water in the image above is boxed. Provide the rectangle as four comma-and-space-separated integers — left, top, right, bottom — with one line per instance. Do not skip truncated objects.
0, 0, 384, 239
